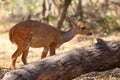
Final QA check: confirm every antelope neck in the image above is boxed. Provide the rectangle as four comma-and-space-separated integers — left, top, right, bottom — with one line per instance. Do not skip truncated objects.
61, 27, 76, 43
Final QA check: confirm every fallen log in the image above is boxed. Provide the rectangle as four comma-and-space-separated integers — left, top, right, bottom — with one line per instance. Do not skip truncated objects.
2, 38, 120, 80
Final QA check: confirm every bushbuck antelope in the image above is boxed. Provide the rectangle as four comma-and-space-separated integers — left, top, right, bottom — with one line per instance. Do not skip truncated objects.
9, 16, 92, 70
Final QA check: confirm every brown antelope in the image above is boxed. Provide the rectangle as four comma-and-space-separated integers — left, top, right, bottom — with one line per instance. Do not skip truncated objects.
9, 16, 92, 70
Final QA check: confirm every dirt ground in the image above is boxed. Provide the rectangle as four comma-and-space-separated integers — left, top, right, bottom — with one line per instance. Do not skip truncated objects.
1, 31, 120, 80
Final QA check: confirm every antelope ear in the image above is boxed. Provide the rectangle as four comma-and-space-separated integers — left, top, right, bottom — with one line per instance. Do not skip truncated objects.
66, 16, 71, 21
77, 18, 83, 21
66, 16, 76, 27
78, 18, 86, 23
66, 16, 75, 23
77, 17, 87, 23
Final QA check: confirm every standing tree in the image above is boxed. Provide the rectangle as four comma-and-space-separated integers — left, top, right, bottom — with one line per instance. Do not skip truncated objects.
74, 0, 83, 19
41, 0, 52, 23
56, 0, 71, 29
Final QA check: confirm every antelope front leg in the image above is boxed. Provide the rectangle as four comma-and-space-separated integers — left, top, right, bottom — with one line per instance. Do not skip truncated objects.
41, 47, 49, 58
22, 48, 29, 64
49, 43, 56, 56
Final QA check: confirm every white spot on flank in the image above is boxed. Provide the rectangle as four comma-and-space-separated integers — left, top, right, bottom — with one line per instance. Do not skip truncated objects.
32, 36, 43, 41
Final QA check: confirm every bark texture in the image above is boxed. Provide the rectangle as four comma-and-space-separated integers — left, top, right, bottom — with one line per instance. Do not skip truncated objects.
56, 0, 71, 29
2, 38, 120, 80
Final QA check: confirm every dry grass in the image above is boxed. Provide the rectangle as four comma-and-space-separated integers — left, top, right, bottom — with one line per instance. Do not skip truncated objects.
0, 27, 120, 79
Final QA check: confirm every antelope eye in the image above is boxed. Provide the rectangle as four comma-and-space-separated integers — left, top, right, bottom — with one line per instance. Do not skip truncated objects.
81, 27, 86, 30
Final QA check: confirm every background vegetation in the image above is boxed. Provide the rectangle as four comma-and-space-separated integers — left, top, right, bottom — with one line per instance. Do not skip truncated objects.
0, 0, 120, 33
0, 0, 120, 80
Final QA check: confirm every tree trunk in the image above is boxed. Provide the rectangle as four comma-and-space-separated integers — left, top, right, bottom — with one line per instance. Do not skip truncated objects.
77, 0, 83, 19
2, 38, 120, 80
56, 0, 71, 29
41, 0, 49, 23
73, 0, 83, 19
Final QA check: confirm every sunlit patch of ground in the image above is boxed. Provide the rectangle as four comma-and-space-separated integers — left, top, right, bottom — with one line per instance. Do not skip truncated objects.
0, 31, 120, 79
